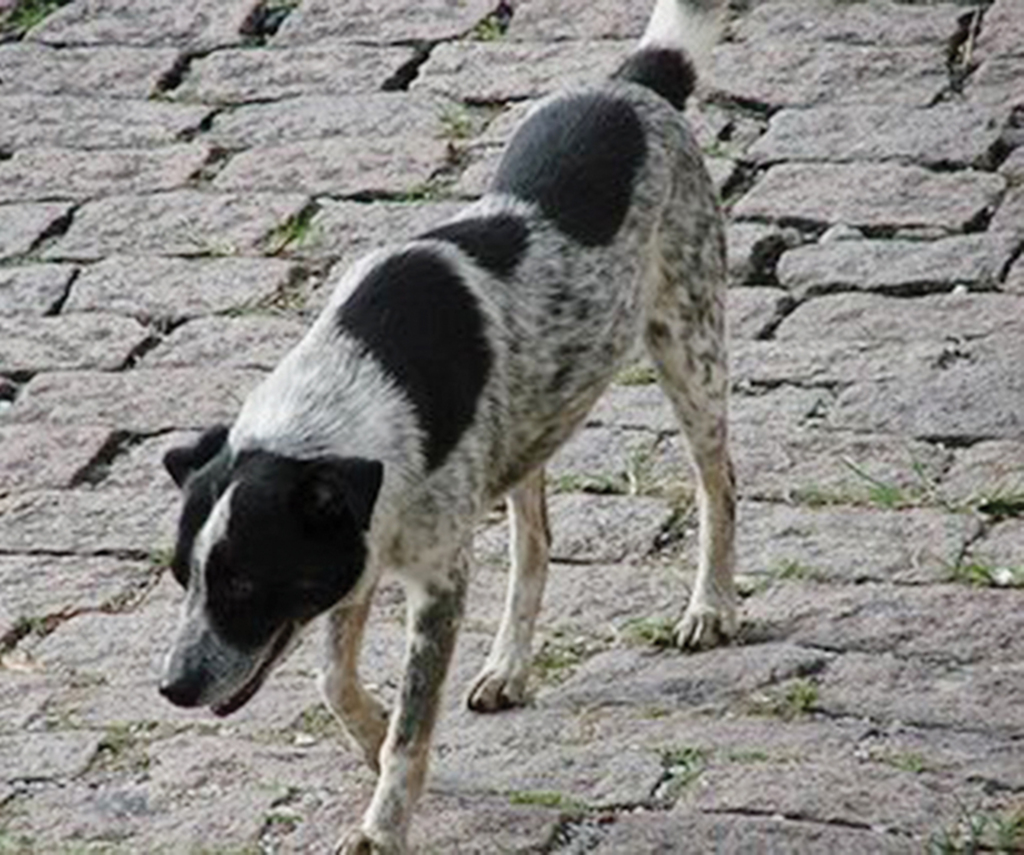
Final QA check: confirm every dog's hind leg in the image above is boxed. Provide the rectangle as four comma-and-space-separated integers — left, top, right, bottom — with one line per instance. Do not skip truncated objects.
319, 593, 390, 774
338, 562, 467, 854
644, 206, 737, 650
467, 467, 550, 712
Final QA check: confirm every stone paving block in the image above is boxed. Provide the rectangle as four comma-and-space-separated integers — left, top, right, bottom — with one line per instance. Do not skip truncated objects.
1006, 254, 1024, 294
976, 0, 1024, 62
726, 221, 799, 286
829, 334, 1024, 441
0, 202, 73, 260
301, 199, 464, 292
733, 426, 951, 505
733, 163, 1006, 234
747, 103, 1005, 168
964, 519, 1024, 575
775, 233, 1022, 298
776, 292, 1024, 343
28, 0, 262, 50
941, 440, 1024, 505
0, 313, 150, 373
9, 367, 265, 432
0, 263, 75, 316
0, 42, 178, 98
143, 315, 305, 370
0, 424, 112, 494
730, 339, 916, 390
476, 493, 673, 566
101, 432, 197, 496
0, 143, 209, 204
709, 42, 948, 109
0, 731, 102, 782
731, 0, 963, 47
728, 286, 788, 339
175, 42, 417, 104
1001, 146, 1024, 182
508, 0, 648, 40
0, 488, 178, 555
205, 92, 452, 149
0, 95, 211, 150
0, 555, 153, 640
684, 761, 959, 838
748, 581, 1024, 666
212, 136, 450, 197
990, 184, 1024, 234
43, 190, 310, 260
274, 0, 494, 44
414, 40, 628, 103
736, 500, 978, 584
65, 255, 298, 322
818, 650, 1024, 734
592, 811, 916, 855
968, 55, 1024, 108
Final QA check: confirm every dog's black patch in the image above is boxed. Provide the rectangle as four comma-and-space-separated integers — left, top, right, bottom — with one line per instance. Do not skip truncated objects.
612, 47, 697, 111
337, 248, 492, 471
166, 427, 231, 587
421, 214, 529, 279
206, 452, 382, 649
491, 93, 646, 247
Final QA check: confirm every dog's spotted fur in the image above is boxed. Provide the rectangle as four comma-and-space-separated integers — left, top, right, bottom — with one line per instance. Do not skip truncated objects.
160, 1, 733, 850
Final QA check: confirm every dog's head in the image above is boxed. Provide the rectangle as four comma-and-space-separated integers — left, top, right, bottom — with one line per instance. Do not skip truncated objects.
158, 426, 383, 716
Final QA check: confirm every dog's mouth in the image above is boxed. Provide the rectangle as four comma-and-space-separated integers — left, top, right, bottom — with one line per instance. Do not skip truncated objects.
210, 623, 295, 717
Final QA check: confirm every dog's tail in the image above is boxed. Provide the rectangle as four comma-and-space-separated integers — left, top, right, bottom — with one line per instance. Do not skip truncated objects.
612, 0, 724, 110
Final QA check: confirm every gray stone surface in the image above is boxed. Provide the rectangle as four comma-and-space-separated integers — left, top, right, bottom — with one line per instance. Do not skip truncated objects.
27, 0, 262, 50
143, 315, 305, 369
0, 42, 178, 98
415, 40, 629, 102
709, 42, 948, 109
65, 255, 298, 322
775, 292, 1024, 343
3, 1, 1024, 852
175, 43, 418, 104
8, 368, 265, 432
205, 93, 452, 149
0, 202, 73, 260
212, 136, 450, 197
0, 313, 149, 374
0, 95, 211, 150
0, 143, 209, 203
43, 191, 310, 260
733, 163, 1006, 234
747, 103, 1005, 168
274, 0, 494, 45
0, 488, 178, 555
776, 233, 1022, 298
0, 264, 76, 316
0, 424, 112, 494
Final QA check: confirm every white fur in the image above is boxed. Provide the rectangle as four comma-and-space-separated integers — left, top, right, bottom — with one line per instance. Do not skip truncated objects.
640, 0, 723, 74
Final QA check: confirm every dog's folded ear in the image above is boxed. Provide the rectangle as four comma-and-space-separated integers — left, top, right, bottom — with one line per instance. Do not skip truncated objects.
163, 425, 230, 488
298, 457, 384, 532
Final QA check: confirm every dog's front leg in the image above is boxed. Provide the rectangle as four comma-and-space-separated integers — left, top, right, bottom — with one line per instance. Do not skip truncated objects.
337, 559, 467, 855
320, 591, 390, 774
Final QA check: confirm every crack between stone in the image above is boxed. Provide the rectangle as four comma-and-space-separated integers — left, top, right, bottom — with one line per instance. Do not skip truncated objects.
699, 805, 916, 840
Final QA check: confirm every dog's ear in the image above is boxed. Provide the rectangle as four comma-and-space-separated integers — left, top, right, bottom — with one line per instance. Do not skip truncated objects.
163, 425, 230, 488
298, 457, 383, 532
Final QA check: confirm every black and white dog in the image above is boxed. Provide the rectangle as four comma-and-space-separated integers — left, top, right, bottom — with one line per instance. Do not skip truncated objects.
160, 0, 734, 850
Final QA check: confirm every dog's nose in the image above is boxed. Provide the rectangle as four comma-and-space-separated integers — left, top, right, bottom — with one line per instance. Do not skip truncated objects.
159, 671, 204, 707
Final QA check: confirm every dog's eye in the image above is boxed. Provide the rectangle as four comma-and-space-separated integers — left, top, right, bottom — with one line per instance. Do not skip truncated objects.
206, 544, 255, 600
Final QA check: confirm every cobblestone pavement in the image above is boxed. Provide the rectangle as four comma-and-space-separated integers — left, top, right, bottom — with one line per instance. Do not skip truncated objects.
1, 0, 1023, 852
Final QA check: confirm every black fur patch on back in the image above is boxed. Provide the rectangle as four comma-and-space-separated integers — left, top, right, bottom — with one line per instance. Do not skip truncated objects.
337, 248, 492, 471
612, 47, 697, 111
421, 214, 529, 279
491, 93, 646, 247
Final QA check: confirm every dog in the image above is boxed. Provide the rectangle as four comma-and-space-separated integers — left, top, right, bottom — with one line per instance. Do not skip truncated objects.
158, 0, 735, 850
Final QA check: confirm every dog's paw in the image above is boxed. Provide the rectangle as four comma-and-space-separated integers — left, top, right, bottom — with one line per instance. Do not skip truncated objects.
675, 602, 736, 651
335, 828, 403, 855
466, 663, 529, 713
